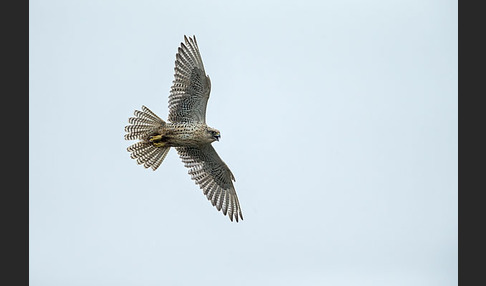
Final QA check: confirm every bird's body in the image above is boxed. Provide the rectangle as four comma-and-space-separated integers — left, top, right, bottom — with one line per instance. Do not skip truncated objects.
162, 123, 210, 147
147, 122, 216, 147
124, 36, 243, 222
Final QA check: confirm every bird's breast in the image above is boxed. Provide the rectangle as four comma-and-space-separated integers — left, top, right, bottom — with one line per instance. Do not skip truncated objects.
164, 123, 207, 147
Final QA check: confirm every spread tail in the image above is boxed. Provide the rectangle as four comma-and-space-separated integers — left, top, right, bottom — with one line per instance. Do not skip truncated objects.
124, 105, 165, 140
127, 141, 170, 171
125, 106, 170, 171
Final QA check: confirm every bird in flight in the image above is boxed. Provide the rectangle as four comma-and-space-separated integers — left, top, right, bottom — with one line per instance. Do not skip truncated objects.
124, 35, 243, 222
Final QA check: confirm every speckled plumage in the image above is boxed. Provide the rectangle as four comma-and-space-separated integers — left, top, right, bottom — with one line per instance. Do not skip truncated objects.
124, 35, 243, 222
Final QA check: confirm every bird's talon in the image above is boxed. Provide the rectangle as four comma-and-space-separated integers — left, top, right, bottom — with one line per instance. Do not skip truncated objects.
153, 142, 165, 147
149, 135, 163, 142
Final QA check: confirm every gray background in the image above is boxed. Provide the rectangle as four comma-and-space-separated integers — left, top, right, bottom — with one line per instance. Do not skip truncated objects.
30, 0, 457, 285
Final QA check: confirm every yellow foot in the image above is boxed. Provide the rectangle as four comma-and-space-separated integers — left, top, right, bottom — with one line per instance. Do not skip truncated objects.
153, 142, 165, 147
149, 135, 165, 147
149, 135, 163, 142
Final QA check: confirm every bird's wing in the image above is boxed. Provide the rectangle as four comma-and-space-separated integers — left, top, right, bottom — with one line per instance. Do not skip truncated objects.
168, 35, 211, 123
176, 145, 243, 222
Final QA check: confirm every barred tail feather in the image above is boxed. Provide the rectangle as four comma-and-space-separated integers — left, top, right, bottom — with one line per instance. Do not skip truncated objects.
124, 106, 165, 140
127, 141, 170, 171
125, 106, 169, 170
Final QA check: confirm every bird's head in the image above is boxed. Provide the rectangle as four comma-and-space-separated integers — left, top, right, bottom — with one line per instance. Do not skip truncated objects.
207, 127, 221, 142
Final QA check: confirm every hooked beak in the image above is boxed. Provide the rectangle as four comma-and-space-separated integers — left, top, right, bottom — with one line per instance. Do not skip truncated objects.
215, 135, 220, 141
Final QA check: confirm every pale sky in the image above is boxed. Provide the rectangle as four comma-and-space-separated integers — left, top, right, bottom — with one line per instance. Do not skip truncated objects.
30, 0, 458, 285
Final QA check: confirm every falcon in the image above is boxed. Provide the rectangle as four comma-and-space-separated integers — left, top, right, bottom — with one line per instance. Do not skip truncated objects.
124, 35, 243, 222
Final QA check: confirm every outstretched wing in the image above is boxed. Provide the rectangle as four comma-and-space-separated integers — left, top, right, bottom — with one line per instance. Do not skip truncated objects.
176, 145, 243, 222
168, 35, 211, 123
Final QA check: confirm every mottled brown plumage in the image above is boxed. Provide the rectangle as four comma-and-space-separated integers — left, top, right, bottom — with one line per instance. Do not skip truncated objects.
124, 35, 243, 222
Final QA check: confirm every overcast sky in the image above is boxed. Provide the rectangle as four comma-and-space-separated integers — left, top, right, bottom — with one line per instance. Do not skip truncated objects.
30, 0, 457, 285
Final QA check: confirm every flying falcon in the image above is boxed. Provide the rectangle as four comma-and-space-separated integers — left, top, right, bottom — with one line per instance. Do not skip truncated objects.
124, 35, 243, 222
